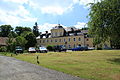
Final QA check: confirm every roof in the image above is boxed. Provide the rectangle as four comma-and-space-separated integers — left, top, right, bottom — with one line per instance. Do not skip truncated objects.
65, 27, 80, 32
52, 24, 63, 29
0, 37, 8, 46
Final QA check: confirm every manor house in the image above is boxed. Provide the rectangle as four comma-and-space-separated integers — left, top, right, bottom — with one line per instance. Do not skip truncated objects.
37, 24, 94, 49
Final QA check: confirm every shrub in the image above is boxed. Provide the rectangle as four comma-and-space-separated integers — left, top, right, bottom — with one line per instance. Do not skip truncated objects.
47, 45, 54, 51
0, 46, 7, 52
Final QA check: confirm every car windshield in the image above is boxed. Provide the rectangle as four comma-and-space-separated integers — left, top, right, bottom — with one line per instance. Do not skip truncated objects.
16, 46, 22, 49
29, 47, 35, 50
39, 47, 46, 49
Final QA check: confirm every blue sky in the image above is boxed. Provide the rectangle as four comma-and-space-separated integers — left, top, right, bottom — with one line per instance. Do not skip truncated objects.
0, 0, 95, 32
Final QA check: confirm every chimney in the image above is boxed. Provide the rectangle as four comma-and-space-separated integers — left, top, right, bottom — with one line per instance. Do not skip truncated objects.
46, 31, 48, 34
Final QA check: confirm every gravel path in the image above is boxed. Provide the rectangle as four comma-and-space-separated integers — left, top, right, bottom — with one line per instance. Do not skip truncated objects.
0, 56, 85, 80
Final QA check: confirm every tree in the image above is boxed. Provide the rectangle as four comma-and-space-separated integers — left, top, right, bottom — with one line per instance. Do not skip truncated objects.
24, 32, 37, 49
0, 25, 13, 37
15, 26, 32, 36
33, 22, 39, 37
15, 36, 27, 49
88, 0, 120, 48
6, 32, 16, 52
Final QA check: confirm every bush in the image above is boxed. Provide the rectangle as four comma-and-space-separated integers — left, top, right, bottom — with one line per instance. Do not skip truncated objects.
97, 47, 102, 50
0, 46, 7, 52
47, 45, 54, 51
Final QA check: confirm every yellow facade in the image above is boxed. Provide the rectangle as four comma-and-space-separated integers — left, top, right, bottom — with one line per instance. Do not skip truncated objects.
37, 24, 94, 49
37, 35, 93, 49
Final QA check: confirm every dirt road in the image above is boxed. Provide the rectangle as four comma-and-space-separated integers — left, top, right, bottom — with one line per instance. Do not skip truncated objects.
0, 56, 85, 80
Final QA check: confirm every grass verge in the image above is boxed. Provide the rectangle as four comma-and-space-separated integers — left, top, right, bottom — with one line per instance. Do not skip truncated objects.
1, 50, 120, 80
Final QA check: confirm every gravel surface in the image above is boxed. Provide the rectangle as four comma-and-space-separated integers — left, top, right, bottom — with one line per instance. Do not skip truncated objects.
0, 56, 86, 80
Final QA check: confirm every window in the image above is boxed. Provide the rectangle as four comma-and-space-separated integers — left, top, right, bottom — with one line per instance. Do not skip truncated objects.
60, 32, 62, 36
47, 39, 49, 42
68, 45, 71, 48
73, 38, 76, 41
55, 32, 57, 36
40, 40, 41, 43
87, 44, 89, 46
68, 38, 70, 42
78, 38, 81, 41
51, 40, 52, 42
59, 39, 61, 42
43, 40, 45, 43
74, 44, 76, 48
55, 39, 57, 42
64, 39, 66, 42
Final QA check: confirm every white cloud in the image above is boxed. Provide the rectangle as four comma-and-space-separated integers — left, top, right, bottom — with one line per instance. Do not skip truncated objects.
28, 0, 74, 15
38, 23, 57, 33
74, 22, 87, 29
3, 0, 28, 4
41, 5, 73, 15
38, 23, 67, 33
38, 22, 87, 33
28, 0, 99, 15
0, 0, 37, 26
73, 0, 101, 8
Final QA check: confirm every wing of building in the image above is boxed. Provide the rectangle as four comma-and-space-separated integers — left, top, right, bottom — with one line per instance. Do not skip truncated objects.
0, 37, 8, 46
36, 24, 94, 49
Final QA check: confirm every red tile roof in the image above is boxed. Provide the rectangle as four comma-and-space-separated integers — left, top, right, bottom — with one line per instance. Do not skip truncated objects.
0, 37, 8, 46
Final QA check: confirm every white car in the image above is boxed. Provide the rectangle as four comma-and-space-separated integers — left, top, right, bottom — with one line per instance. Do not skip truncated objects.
28, 47, 36, 53
39, 47, 48, 53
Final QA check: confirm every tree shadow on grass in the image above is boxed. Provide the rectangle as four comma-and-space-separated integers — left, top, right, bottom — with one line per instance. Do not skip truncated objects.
108, 58, 120, 65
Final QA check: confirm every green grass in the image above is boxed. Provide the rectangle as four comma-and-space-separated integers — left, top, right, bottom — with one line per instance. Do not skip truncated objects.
1, 50, 120, 80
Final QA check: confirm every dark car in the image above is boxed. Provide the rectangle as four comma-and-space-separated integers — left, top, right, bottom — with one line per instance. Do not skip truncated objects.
71, 46, 88, 51
54, 45, 66, 52
15, 46, 23, 54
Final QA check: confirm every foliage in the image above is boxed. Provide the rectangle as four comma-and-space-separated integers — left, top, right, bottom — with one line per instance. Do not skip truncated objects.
47, 45, 54, 51
88, 0, 120, 48
15, 26, 32, 36
6, 33, 16, 52
24, 32, 37, 49
15, 36, 27, 49
33, 22, 39, 37
10, 31, 18, 38
0, 25, 13, 37
0, 46, 7, 52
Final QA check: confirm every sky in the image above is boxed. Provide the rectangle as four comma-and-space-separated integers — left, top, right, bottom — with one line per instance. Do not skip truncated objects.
0, 0, 96, 32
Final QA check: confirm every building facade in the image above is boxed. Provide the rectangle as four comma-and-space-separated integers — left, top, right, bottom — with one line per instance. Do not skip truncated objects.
37, 24, 94, 49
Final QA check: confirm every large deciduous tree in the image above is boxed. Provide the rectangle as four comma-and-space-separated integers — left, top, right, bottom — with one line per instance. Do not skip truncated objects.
6, 32, 16, 52
24, 32, 37, 49
15, 26, 32, 36
88, 0, 120, 49
15, 36, 27, 49
0, 25, 13, 37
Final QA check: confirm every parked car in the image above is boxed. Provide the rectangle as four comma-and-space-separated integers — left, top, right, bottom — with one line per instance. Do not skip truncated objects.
88, 47, 95, 50
54, 45, 66, 52
28, 47, 36, 53
39, 47, 48, 53
15, 46, 23, 54
70, 46, 88, 51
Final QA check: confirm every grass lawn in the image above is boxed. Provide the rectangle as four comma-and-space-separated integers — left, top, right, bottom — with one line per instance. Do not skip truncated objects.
1, 50, 120, 80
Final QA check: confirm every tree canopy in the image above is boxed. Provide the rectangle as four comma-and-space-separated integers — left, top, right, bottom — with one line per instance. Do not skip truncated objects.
0, 25, 13, 37
88, 0, 120, 48
24, 32, 37, 49
15, 26, 32, 36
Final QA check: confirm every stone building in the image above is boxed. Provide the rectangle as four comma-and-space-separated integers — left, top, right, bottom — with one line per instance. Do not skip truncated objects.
36, 24, 94, 49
